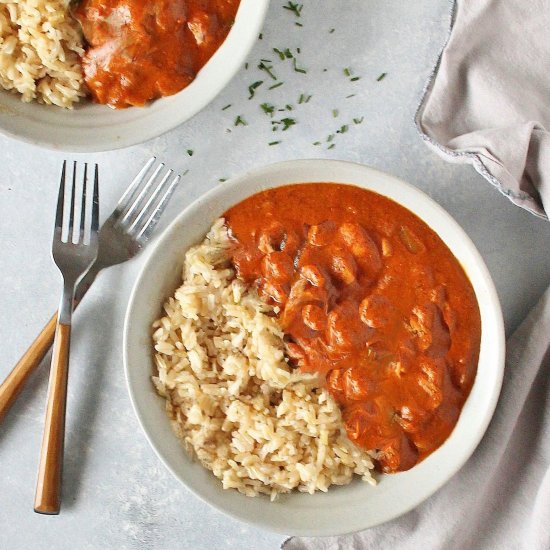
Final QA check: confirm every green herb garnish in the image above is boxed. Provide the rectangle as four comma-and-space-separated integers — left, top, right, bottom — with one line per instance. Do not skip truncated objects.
280, 117, 296, 131
377, 72, 387, 81
221, 104, 232, 111
248, 80, 263, 99
258, 61, 277, 80
260, 103, 275, 116
273, 48, 286, 61
283, 2, 303, 17
269, 82, 284, 90
272, 117, 296, 131
234, 115, 247, 126
293, 58, 307, 74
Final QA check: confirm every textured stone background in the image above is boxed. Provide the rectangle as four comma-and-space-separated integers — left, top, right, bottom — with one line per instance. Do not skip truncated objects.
1, 1, 549, 548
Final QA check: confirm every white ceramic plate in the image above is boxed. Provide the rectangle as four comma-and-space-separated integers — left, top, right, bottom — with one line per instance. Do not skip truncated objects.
124, 160, 505, 537
0, 0, 269, 152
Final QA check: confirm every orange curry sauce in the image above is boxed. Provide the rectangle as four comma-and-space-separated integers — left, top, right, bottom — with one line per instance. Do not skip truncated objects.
74, 0, 241, 108
224, 184, 481, 473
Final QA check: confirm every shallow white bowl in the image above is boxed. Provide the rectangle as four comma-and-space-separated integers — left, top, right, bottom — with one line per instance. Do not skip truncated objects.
124, 160, 505, 537
0, 0, 269, 152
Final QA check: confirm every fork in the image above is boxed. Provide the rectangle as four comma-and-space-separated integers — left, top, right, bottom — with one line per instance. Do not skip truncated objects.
0, 158, 181, 423
34, 161, 99, 515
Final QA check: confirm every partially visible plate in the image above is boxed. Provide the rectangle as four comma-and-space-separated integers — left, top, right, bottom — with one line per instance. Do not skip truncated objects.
123, 159, 505, 536
0, 0, 269, 152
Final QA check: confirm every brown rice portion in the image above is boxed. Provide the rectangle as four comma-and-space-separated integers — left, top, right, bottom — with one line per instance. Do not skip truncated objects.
152, 219, 376, 499
0, 0, 85, 108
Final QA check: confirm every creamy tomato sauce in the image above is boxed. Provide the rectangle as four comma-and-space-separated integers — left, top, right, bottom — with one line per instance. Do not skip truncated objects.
224, 184, 481, 473
74, 0, 240, 108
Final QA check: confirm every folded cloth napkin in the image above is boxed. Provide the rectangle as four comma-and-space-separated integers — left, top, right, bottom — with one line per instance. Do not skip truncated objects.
283, 284, 550, 550
415, 0, 550, 219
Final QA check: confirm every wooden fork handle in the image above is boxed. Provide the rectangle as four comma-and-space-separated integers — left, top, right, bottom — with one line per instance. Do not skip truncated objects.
0, 314, 57, 423
34, 323, 70, 515
0, 266, 100, 424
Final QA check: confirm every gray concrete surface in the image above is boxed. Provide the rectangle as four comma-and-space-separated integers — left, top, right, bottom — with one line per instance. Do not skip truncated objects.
1, 1, 549, 548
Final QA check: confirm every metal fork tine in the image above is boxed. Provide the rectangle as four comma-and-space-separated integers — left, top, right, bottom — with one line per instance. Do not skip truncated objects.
137, 174, 181, 239
79, 163, 88, 243
128, 169, 172, 233
114, 157, 156, 214
55, 161, 67, 231
68, 161, 77, 243
119, 162, 164, 226
92, 164, 99, 233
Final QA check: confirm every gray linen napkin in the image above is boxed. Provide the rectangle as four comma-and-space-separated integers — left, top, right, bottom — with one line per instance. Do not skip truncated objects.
415, 0, 550, 219
283, 284, 550, 550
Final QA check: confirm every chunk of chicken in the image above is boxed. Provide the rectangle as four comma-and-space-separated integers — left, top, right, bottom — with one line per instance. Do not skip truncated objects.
260, 281, 289, 304
408, 303, 451, 355
300, 264, 328, 287
399, 226, 425, 254
359, 294, 393, 328
307, 220, 337, 246
257, 222, 285, 254
302, 303, 327, 331
261, 251, 294, 283
326, 303, 368, 351
330, 248, 357, 285
342, 367, 373, 401
338, 222, 382, 279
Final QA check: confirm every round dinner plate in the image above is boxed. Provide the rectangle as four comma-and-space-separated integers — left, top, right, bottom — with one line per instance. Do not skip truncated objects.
0, 0, 269, 152
124, 159, 505, 536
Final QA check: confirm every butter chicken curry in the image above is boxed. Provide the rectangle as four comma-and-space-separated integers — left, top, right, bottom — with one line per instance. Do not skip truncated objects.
74, 0, 241, 108
225, 184, 481, 473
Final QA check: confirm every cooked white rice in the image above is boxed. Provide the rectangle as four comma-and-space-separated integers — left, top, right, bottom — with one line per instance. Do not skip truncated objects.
152, 219, 376, 499
0, 0, 85, 108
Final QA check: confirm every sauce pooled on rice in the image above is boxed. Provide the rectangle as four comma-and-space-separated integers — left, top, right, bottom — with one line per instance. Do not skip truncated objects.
224, 183, 481, 473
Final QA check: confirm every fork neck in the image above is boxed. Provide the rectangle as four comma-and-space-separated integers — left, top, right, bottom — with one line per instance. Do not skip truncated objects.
58, 280, 76, 326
